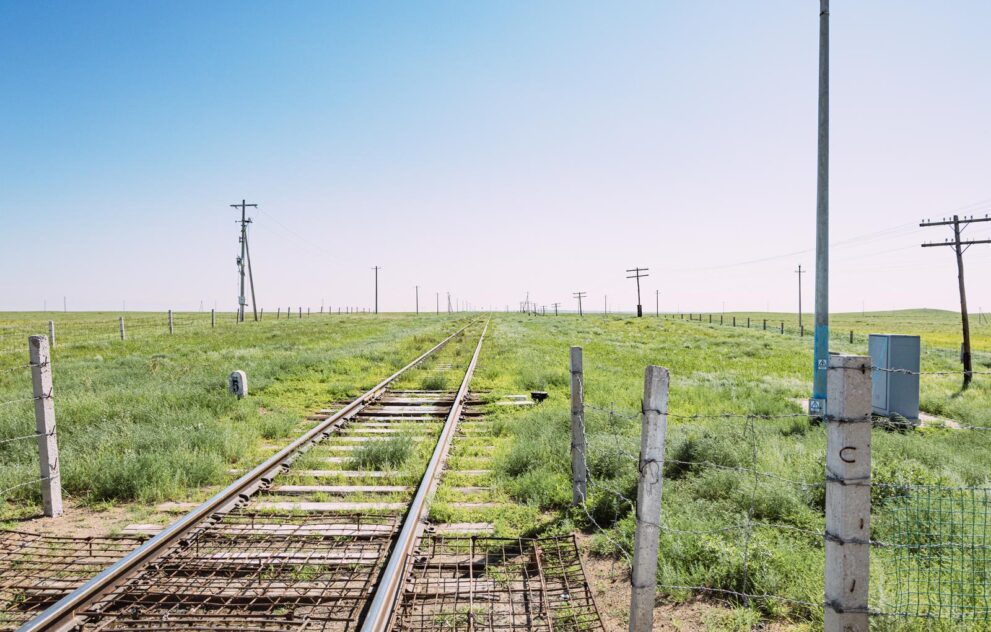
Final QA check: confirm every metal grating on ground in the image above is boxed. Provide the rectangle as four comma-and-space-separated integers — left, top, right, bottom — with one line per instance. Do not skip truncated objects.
76, 511, 400, 631
0, 530, 146, 631
391, 535, 604, 632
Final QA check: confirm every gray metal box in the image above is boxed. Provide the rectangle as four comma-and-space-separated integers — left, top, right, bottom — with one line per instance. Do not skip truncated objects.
869, 334, 920, 420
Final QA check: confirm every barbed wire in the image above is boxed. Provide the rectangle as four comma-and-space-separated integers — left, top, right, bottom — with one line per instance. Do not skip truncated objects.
0, 430, 53, 447
0, 476, 52, 498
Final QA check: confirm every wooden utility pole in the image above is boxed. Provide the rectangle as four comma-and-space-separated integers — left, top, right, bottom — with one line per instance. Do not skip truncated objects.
552, 302, 560, 316
921, 214, 991, 387
573, 292, 587, 317
569, 347, 586, 506
629, 365, 669, 632
795, 264, 806, 330
626, 267, 649, 317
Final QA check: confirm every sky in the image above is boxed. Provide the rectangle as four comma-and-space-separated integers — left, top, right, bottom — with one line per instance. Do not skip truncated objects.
2, 1, 991, 314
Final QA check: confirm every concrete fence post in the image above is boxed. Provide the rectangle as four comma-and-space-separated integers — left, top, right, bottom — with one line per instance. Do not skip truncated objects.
168, 310, 174, 335
259, 308, 264, 320
119, 316, 125, 340
211, 308, 216, 328
299, 306, 302, 319
570, 346, 587, 506
720, 315, 723, 325
277, 308, 281, 320
747, 317, 751, 328
732, 316, 736, 327
824, 354, 871, 632
29, 336, 62, 517
780, 321, 784, 334
47, 321, 55, 348
850, 330, 854, 344
629, 365, 669, 632
307, 307, 310, 317
763, 319, 767, 331
801, 324, 805, 337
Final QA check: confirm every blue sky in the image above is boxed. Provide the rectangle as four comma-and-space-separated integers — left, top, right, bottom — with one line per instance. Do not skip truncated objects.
2, 1, 991, 313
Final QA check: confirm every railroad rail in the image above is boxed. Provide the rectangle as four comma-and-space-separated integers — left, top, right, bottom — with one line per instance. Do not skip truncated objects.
17, 322, 481, 631
11, 320, 605, 632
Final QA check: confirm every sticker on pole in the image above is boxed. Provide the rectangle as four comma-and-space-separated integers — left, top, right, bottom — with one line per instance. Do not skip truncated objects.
808, 398, 825, 416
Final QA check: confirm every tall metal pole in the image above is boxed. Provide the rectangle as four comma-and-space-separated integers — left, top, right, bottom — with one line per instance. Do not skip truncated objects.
415, 285, 419, 315
655, 290, 659, 317
811, 0, 830, 414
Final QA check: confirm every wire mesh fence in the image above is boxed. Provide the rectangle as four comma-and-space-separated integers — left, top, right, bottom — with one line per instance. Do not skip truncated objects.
571, 352, 991, 628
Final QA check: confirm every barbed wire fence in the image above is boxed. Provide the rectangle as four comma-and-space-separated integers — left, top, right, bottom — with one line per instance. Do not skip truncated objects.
667, 313, 991, 379
0, 336, 62, 517
0, 307, 376, 357
568, 346, 991, 630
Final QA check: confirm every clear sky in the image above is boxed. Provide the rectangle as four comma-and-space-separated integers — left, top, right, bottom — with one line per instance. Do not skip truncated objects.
2, 1, 990, 314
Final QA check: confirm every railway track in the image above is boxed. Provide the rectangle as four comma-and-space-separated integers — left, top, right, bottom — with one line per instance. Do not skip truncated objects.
9, 321, 604, 632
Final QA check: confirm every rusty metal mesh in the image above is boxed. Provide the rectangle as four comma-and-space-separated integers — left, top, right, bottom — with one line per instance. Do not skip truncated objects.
391, 535, 604, 632
76, 511, 399, 631
0, 530, 145, 631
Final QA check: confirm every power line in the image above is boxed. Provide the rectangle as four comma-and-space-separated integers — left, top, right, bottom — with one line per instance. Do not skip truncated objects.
920, 213, 991, 388
231, 200, 258, 322
573, 291, 587, 317
626, 267, 649, 317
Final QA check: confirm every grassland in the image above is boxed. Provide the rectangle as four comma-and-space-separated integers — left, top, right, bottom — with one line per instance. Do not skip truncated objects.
0, 312, 468, 519
475, 313, 991, 631
2, 309, 988, 630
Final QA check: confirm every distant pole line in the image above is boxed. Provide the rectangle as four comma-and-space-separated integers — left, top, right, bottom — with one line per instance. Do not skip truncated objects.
552, 302, 560, 316
231, 199, 258, 322
920, 213, 991, 388
415, 285, 419, 315
626, 267, 649, 317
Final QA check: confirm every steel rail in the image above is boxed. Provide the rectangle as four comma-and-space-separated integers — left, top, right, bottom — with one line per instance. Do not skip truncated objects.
18, 322, 472, 632
360, 319, 489, 632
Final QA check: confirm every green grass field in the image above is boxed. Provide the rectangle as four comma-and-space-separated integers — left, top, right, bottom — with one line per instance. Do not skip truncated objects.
1, 309, 988, 630
0, 312, 468, 518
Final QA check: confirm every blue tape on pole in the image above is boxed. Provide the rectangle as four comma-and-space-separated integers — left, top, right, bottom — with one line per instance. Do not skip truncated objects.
813, 324, 829, 399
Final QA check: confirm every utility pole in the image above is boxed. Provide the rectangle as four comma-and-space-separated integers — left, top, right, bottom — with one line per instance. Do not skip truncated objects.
655, 289, 660, 316
231, 199, 259, 322
371, 266, 381, 314
795, 264, 806, 330
552, 302, 560, 316
573, 291, 587, 317
811, 0, 830, 416
921, 214, 991, 388
436, 292, 439, 314
415, 285, 419, 314
447, 292, 452, 314
626, 267, 649, 317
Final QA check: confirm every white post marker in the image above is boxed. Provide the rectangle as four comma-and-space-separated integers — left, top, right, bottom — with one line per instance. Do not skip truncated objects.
824, 354, 871, 632
228, 370, 248, 399
29, 336, 62, 517
629, 365, 668, 632
569, 346, 586, 506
